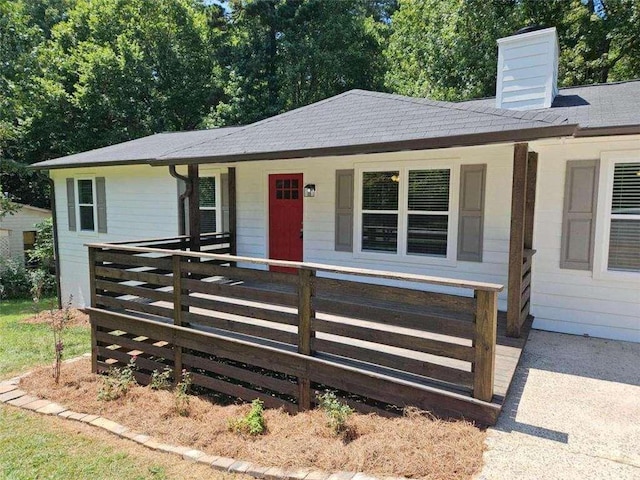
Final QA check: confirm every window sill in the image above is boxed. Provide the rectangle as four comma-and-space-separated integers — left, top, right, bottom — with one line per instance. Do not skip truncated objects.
353, 250, 457, 268
592, 268, 640, 284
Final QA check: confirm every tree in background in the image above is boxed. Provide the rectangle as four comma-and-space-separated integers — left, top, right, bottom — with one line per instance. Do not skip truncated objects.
0, 159, 50, 209
385, 0, 640, 101
0, 0, 227, 165
384, 0, 515, 101
212, 0, 392, 126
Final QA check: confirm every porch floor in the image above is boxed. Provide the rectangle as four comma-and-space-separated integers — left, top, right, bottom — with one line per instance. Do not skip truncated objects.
117, 276, 532, 422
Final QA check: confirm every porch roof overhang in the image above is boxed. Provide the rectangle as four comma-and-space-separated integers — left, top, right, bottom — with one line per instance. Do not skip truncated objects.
147, 124, 578, 167
31, 123, 578, 170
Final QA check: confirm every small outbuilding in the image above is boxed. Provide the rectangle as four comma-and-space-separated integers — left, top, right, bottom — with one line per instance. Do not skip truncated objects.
0, 204, 51, 266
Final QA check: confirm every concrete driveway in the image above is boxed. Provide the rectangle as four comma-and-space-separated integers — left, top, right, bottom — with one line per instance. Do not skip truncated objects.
478, 329, 640, 479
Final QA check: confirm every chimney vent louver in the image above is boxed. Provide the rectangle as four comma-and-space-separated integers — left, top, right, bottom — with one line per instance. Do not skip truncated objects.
496, 27, 559, 110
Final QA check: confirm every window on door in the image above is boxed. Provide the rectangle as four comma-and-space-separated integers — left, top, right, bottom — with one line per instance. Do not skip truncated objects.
607, 162, 640, 272
199, 177, 218, 232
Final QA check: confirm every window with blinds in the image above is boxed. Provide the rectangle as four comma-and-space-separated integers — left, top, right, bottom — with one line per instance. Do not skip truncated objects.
361, 171, 399, 252
407, 169, 450, 256
360, 167, 452, 257
199, 177, 217, 233
608, 162, 640, 272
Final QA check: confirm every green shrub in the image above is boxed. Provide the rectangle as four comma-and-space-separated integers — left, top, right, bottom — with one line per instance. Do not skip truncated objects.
98, 357, 138, 401
27, 219, 55, 271
229, 399, 266, 436
0, 260, 31, 299
174, 369, 192, 416
28, 268, 56, 302
317, 391, 354, 435
150, 367, 172, 391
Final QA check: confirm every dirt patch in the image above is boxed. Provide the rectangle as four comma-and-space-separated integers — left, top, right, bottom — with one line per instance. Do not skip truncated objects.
20, 308, 89, 328
21, 359, 485, 479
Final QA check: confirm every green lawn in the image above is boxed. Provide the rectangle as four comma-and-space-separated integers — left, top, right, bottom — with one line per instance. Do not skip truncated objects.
0, 297, 234, 479
0, 407, 170, 480
0, 297, 90, 379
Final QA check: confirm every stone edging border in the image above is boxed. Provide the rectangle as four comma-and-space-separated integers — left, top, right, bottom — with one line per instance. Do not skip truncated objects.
0, 355, 406, 480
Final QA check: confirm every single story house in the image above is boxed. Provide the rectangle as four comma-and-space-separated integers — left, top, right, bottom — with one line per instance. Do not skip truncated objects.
0, 204, 51, 266
32, 27, 640, 343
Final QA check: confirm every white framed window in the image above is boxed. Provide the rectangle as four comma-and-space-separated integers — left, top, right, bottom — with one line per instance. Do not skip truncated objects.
199, 175, 221, 233
595, 152, 640, 280
607, 161, 640, 272
76, 178, 97, 232
355, 161, 457, 263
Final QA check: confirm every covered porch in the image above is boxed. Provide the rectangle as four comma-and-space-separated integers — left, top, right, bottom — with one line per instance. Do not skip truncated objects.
86, 141, 539, 426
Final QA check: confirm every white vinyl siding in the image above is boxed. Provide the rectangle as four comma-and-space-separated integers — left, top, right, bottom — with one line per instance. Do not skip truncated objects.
52, 165, 181, 307
236, 149, 497, 305
532, 137, 640, 342
0, 207, 50, 265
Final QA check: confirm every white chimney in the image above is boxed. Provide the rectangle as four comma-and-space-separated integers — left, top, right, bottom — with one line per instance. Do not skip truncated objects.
496, 27, 559, 110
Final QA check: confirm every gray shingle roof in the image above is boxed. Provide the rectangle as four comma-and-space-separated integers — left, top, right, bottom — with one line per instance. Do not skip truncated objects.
31, 80, 640, 170
31, 127, 240, 169
154, 89, 572, 162
460, 80, 640, 130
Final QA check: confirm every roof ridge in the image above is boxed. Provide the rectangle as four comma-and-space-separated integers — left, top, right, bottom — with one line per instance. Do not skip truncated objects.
352, 90, 568, 125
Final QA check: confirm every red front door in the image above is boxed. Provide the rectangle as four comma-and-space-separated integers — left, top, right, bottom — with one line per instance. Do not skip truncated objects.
269, 173, 303, 272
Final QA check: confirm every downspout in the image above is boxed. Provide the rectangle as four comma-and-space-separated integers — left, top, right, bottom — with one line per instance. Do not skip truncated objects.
48, 177, 62, 309
168, 165, 191, 236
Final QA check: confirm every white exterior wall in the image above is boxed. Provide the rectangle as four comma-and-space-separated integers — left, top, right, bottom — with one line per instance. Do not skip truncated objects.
49, 136, 640, 342
51, 165, 182, 307
0, 207, 51, 264
234, 144, 515, 310
530, 135, 640, 342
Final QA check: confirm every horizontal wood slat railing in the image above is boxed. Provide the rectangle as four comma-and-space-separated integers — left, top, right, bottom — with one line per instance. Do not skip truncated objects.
87, 235, 503, 421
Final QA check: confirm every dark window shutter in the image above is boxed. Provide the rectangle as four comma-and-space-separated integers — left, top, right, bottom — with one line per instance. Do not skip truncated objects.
66, 178, 76, 231
335, 169, 354, 252
457, 164, 486, 262
560, 160, 599, 270
95, 177, 107, 233
221, 173, 229, 232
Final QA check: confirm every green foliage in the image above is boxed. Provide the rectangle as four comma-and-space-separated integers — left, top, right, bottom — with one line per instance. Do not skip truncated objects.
27, 267, 57, 302
385, 0, 640, 101
0, 0, 226, 167
385, 0, 513, 100
0, 192, 20, 220
149, 367, 172, 391
27, 218, 55, 271
229, 399, 266, 436
174, 369, 192, 416
317, 391, 353, 435
212, 0, 391, 126
0, 260, 31, 299
98, 356, 138, 401
0, 159, 50, 209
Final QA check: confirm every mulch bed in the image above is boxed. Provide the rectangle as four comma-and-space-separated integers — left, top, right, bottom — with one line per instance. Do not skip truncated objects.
20, 308, 89, 328
20, 358, 485, 480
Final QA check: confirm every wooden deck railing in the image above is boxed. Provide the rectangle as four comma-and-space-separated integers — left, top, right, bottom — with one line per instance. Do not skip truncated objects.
87, 235, 503, 420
